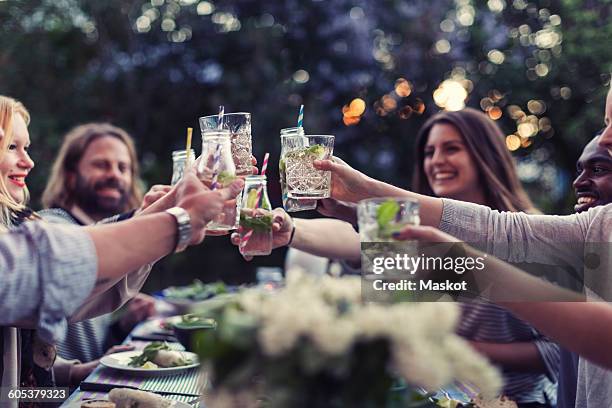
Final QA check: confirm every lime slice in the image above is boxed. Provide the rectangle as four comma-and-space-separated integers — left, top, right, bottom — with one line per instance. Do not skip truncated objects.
217, 171, 236, 186
246, 188, 259, 209
305, 144, 326, 159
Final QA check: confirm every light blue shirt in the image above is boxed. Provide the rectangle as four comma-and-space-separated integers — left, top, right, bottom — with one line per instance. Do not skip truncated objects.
0, 221, 97, 343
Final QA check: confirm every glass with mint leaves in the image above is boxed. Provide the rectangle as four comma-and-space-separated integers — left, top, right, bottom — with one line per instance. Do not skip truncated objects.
198, 129, 239, 230
281, 134, 334, 200
239, 175, 273, 256
357, 197, 420, 242
279, 127, 317, 212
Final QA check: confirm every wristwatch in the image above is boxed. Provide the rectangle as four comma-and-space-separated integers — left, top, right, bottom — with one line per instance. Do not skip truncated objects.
165, 207, 192, 253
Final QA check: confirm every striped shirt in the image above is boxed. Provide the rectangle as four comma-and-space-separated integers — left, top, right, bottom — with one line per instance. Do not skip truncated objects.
458, 302, 558, 404
39, 207, 137, 363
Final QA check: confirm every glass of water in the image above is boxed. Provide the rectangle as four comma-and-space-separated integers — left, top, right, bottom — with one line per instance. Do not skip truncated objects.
199, 112, 252, 176
357, 197, 420, 242
281, 134, 334, 200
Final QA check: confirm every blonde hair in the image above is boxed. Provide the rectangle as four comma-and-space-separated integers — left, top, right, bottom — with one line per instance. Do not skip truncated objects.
42, 123, 144, 211
0, 95, 34, 227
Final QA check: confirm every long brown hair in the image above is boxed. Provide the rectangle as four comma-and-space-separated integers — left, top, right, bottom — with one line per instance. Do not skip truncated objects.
412, 108, 537, 213
42, 123, 144, 211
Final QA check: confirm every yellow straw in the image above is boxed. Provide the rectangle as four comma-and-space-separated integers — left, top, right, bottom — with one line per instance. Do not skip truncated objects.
185, 127, 193, 167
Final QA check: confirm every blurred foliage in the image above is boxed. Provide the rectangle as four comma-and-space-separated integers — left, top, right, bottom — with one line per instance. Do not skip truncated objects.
0, 0, 610, 287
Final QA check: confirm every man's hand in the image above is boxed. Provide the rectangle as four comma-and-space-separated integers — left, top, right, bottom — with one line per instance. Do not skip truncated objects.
175, 172, 244, 245
313, 157, 373, 203
137, 185, 173, 214
231, 208, 293, 260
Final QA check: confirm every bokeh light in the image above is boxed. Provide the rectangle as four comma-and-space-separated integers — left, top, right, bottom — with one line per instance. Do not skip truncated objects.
506, 134, 521, 151
435, 39, 451, 54
342, 98, 366, 126
487, 49, 505, 65
394, 78, 412, 97
433, 79, 469, 111
293, 70, 310, 84
488, 106, 502, 120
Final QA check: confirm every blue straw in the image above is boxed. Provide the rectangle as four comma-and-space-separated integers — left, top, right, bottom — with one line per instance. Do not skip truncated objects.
297, 104, 304, 128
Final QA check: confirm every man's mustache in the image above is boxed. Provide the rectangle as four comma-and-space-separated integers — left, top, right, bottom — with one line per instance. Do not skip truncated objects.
94, 178, 127, 195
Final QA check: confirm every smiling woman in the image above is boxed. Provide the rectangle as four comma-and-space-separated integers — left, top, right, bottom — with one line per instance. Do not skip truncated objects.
0, 95, 36, 226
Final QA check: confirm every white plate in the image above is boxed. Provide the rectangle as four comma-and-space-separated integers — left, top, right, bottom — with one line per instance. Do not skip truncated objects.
132, 316, 182, 337
100, 350, 200, 377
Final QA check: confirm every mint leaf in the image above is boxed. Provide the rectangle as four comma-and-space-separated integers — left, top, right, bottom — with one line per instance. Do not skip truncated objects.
376, 200, 400, 230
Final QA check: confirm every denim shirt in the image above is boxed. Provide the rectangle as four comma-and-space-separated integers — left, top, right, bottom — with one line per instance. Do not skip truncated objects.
0, 221, 97, 343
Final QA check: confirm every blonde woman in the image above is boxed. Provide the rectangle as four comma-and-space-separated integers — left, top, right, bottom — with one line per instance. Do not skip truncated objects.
0, 95, 243, 400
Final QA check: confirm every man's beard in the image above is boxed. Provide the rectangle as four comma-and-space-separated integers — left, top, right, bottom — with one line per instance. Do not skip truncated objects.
73, 174, 129, 218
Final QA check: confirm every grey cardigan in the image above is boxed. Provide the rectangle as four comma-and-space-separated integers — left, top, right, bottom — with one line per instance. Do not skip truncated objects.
439, 199, 612, 408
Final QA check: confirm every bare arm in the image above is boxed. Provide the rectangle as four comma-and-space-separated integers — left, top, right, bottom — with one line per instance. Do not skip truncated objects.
397, 225, 612, 370
292, 218, 361, 262
231, 209, 361, 263
85, 212, 175, 284
469, 341, 547, 373
313, 158, 443, 227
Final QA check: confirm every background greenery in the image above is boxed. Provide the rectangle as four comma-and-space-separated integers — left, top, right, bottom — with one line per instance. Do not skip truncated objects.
1, 0, 610, 289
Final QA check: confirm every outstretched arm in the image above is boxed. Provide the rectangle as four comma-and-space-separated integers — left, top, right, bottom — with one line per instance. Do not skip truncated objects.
397, 225, 612, 370
231, 208, 361, 263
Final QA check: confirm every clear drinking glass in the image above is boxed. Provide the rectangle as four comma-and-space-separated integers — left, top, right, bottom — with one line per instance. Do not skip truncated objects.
357, 197, 420, 242
281, 134, 334, 200
279, 127, 317, 212
171, 149, 195, 186
239, 175, 273, 256
197, 130, 238, 231
199, 112, 252, 176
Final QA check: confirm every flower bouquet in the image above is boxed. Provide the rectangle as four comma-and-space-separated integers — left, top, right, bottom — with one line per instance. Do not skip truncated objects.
194, 270, 501, 407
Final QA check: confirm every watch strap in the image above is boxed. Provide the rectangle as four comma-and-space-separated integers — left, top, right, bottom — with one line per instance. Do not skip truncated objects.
165, 207, 192, 253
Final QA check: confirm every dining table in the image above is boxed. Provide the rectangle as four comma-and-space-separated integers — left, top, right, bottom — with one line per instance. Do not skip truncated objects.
60, 294, 480, 408
60, 305, 205, 407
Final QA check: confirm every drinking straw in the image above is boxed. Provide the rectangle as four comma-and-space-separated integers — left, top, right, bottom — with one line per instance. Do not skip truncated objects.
297, 104, 304, 128
210, 142, 222, 190
185, 127, 193, 168
217, 105, 224, 130
254, 152, 269, 206
210, 106, 225, 189
260, 152, 270, 176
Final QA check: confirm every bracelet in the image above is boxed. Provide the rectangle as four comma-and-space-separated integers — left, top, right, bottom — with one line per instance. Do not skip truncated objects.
286, 224, 297, 247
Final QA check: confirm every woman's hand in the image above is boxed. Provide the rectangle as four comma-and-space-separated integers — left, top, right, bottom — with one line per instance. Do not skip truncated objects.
313, 157, 374, 203
316, 198, 358, 225
392, 225, 462, 243
231, 208, 294, 261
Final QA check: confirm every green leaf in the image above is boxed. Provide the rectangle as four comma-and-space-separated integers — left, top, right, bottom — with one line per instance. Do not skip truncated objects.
376, 200, 400, 230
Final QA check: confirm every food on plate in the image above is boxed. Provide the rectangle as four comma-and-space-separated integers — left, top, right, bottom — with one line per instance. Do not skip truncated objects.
470, 396, 518, 408
108, 388, 172, 408
162, 279, 227, 301
128, 341, 192, 368
141, 361, 159, 369
153, 349, 190, 367
81, 400, 116, 408
175, 314, 217, 328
